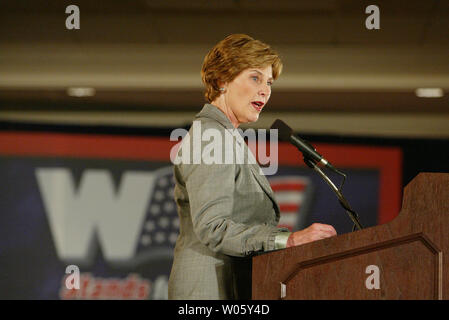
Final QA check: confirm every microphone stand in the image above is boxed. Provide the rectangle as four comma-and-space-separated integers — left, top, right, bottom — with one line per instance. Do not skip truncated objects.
303, 157, 364, 231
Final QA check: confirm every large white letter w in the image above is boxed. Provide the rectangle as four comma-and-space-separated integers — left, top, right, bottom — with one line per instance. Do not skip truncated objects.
35, 168, 156, 266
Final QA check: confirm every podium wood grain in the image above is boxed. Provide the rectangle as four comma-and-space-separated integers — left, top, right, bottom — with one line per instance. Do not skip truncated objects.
252, 172, 448, 299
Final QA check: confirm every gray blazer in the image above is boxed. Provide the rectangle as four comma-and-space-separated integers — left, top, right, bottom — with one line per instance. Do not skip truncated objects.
168, 104, 285, 300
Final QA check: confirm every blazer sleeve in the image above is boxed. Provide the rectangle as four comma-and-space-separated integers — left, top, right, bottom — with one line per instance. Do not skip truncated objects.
181, 161, 282, 257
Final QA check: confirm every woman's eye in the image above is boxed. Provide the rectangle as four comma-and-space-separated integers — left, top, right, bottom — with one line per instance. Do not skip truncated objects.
267, 82, 273, 86
252, 76, 259, 81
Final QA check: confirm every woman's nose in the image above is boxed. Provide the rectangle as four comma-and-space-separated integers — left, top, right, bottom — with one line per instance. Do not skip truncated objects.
259, 84, 270, 96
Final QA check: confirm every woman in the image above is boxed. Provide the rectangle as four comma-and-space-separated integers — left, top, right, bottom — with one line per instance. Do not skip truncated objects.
168, 34, 336, 300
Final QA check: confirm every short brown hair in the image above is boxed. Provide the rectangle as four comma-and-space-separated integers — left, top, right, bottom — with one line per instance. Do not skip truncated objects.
201, 34, 283, 103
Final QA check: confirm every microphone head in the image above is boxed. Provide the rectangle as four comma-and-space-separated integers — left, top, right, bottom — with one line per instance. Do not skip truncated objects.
271, 119, 293, 141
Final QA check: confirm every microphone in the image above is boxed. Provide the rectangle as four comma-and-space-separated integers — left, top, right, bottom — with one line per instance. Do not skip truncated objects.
271, 119, 363, 230
271, 119, 336, 171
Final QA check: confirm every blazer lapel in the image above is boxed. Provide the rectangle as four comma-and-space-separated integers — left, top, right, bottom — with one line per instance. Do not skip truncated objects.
248, 164, 280, 215
242, 138, 280, 215
195, 103, 280, 215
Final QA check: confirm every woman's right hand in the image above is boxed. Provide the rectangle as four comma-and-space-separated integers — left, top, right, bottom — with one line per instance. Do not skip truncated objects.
286, 223, 337, 248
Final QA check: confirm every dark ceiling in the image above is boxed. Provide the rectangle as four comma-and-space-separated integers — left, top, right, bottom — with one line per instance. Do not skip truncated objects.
0, 0, 448, 113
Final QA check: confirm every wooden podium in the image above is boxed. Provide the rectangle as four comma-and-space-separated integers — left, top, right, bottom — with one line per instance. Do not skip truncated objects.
252, 173, 448, 299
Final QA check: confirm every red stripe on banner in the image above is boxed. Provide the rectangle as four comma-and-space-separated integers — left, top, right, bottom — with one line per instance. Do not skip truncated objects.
279, 204, 300, 212
0, 131, 175, 161
271, 183, 306, 192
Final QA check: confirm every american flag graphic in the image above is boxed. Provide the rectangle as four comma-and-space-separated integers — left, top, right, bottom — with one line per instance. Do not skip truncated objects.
136, 166, 179, 259
135, 166, 313, 259
269, 176, 313, 232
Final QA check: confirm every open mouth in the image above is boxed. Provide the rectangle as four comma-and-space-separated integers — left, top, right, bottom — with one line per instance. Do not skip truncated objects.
251, 101, 264, 111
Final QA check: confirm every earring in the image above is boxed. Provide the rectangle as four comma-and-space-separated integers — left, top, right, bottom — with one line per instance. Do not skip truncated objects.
219, 87, 225, 92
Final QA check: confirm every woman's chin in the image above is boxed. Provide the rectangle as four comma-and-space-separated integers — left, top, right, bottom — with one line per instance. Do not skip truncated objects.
245, 114, 259, 124
251, 112, 260, 122
249, 108, 262, 121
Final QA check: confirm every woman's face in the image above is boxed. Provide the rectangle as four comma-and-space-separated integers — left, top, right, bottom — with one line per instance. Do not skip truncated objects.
217, 65, 273, 128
